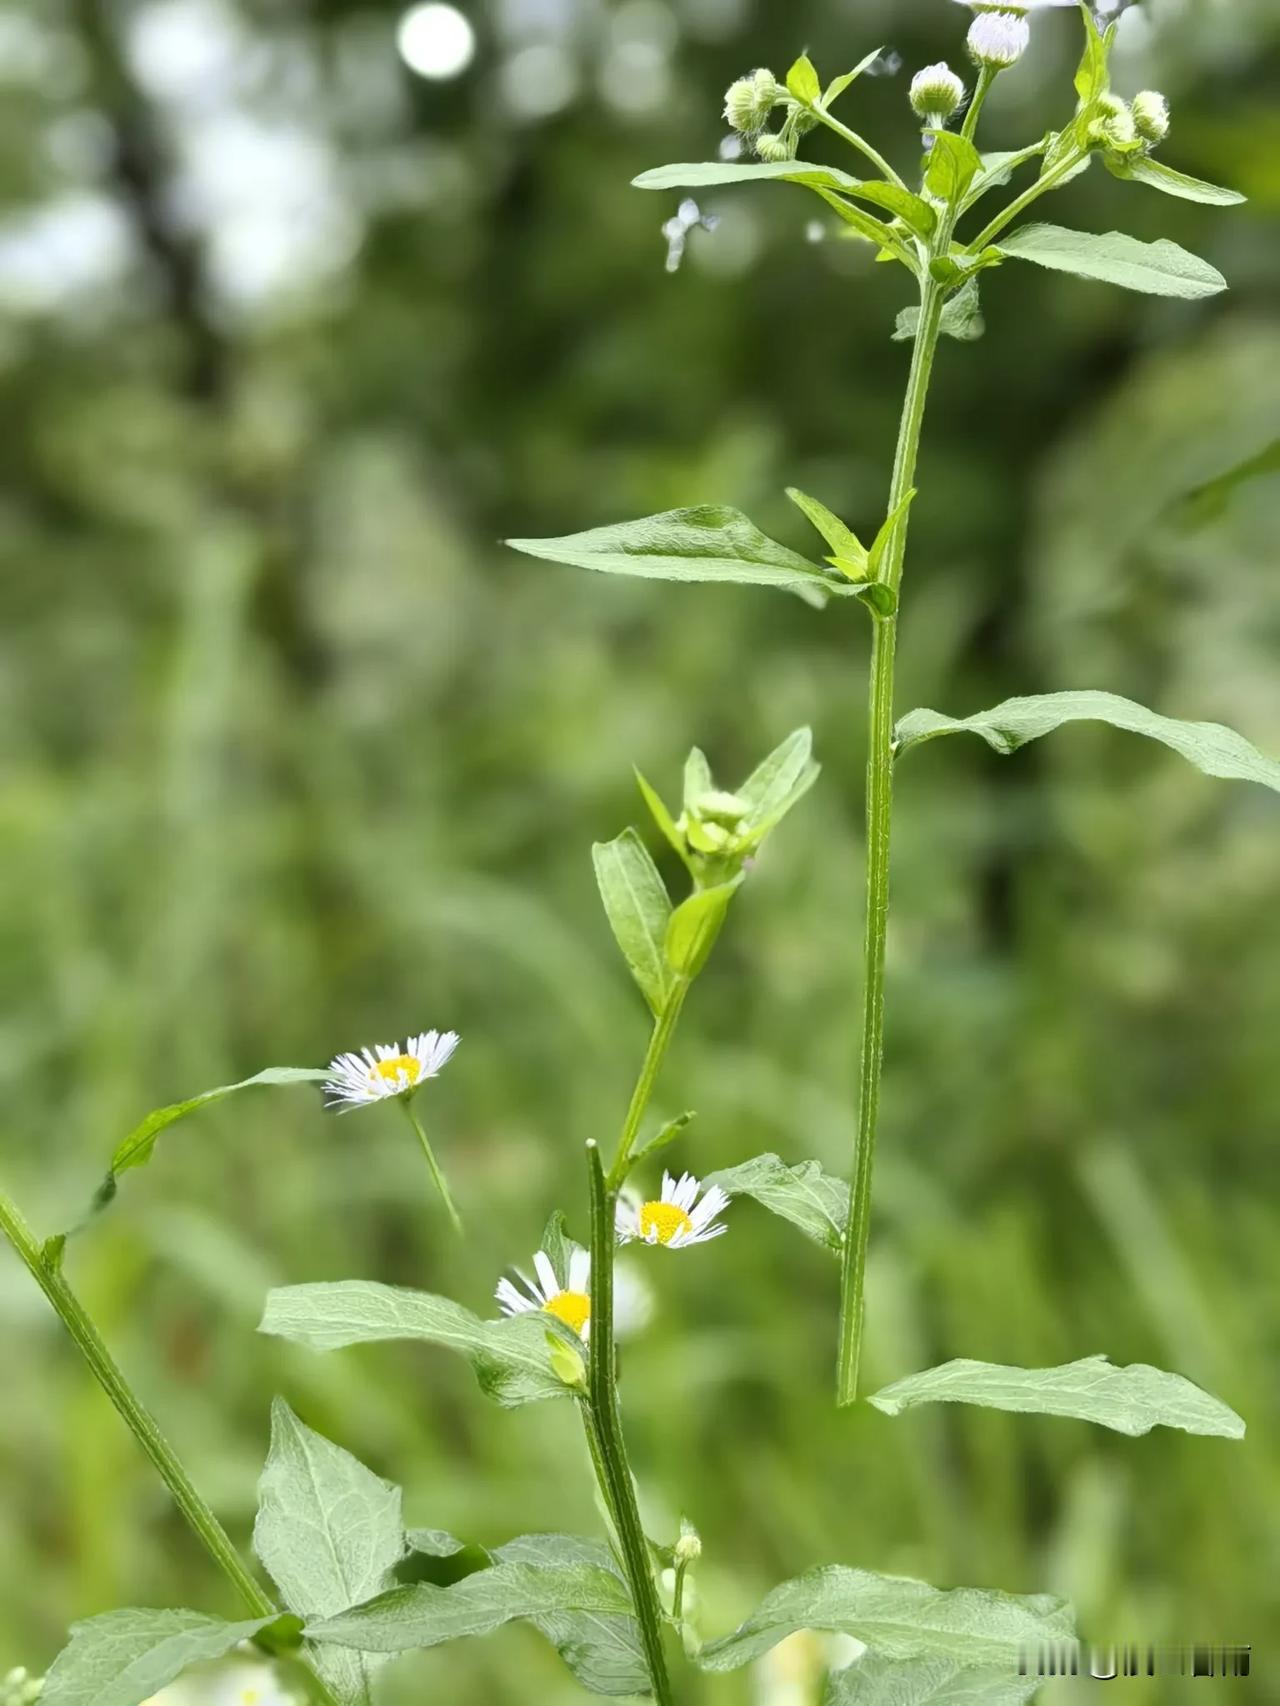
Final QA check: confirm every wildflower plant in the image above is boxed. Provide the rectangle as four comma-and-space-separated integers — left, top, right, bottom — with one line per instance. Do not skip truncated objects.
0, 3, 1272, 1705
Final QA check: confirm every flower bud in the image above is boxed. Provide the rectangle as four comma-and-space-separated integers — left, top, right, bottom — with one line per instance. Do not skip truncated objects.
754, 131, 796, 163
674, 1520, 702, 1565
1131, 89, 1170, 145
910, 62, 966, 123
724, 67, 778, 135
967, 10, 1030, 68
1088, 91, 1137, 151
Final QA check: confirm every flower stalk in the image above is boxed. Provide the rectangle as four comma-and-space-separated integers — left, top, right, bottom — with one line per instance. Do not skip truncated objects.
401, 1097, 464, 1234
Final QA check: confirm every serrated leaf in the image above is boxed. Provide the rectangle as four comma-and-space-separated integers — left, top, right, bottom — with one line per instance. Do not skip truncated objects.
869, 1356, 1245, 1439
41, 1609, 287, 1706
706, 1153, 848, 1253
995, 224, 1227, 299
786, 488, 866, 568
260, 1282, 576, 1408
923, 132, 983, 206
826, 1652, 1043, 1705
696, 1568, 1074, 1673
493, 1536, 649, 1698
592, 830, 673, 1016
1111, 155, 1246, 207
665, 879, 741, 980
507, 506, 843, 607
895, 279, 985, 345
305, 1562, 632, 1654
786, 54, 822, 107
893, 690, 1280, 793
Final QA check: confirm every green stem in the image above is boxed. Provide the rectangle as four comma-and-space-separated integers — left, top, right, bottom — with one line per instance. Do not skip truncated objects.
835, 273, 948, 1408
586, 1143, 676, 1706
606, 983, 688, 1193
401, 1097, 463, 1234
0, 1185, 341, 1705
960, 66, 997, 145
811, 107, 907, 190
968, 147, 1088, 252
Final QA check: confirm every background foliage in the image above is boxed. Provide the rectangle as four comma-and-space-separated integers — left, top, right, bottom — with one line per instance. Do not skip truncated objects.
1, 0, 1277, 1698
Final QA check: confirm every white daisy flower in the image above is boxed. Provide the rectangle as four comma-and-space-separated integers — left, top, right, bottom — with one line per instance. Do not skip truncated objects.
616, 1171, 730, 1250
967, 10, 1031, 67
496, 1246, 593, 1339
323, 1029, 459, 1110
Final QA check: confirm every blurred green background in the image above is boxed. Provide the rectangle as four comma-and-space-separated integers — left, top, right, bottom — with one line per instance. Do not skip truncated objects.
1, 0, 1278, 1698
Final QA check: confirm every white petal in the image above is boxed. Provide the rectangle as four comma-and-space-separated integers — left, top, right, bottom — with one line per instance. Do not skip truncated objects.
690, 1186, 730, 1228
673, 1173, 700, 1211
568, 1248, 591, 1293
496, 1278, 534, 1316
660, 1171, 678, 1203
533, 1250, 559, 1301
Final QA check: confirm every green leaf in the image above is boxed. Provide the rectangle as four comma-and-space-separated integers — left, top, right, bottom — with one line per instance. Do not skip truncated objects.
1073, 6, 1116, 103
665, 878, 742, 980
506, 506, 844, 607
633, 769, 691, 872
706, 1153, 848, 1254
813, 191, 902, 256
405, 1528, 467, 1559
786, 54, 822, 107
869, 1356, 1245, 1439
995, 224, 1227, 299
696, 1569, 1074, 1673
1110, 155, 1246, 207
592, 829, 674, 1016
682, 746, 714, 812
41, 1609, 287, 1706
305, 1563, 632, 1654
867, 490, 917, 580
893, 690, 1280, 793
632, 1109, 696, 1169
822, 49, 884, 110
786, 488, 866, 568
493, 1536, 648, 1698
962, 143, 1048, 208
923, 132, 983, 206
632, 163, 935, 242
826, 1653, 1043, 1705
255, 1400, 404, 1706
260, 1282, 576, 1409
894, 279, 985, 345
736, 726, 820, 835
539, 1210, 577, 1292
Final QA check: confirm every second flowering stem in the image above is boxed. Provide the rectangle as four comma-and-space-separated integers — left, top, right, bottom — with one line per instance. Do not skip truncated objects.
401, 1097, 463, 1234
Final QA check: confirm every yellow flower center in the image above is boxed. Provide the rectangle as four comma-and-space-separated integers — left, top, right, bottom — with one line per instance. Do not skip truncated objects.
639, 1201, 693, 1245
544, 1290, 591, 1335
371, 1054, 421, 1088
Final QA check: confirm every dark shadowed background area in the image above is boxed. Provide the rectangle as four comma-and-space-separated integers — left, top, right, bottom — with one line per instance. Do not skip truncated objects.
1, 0, 1278, 1698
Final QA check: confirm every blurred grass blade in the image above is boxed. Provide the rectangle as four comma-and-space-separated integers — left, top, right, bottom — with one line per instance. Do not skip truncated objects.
894, 690, 1280, 791
41, 1608, 291, 1706
869, 1356, 1245, 1439
707, 1153, 848, 1254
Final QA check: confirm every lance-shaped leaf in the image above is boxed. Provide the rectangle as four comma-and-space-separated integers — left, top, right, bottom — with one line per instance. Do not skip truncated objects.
696, 1568, 1073, 1673
736, 726, 821, 837
786, 54, 821, 107
40, 1609, 293, 1706
632, 162, 936, 240
593, 829, 674, 1016
665, 878, 742, 980
826, 1653, 1044, 1705
260, 1282, 576, 1408
995, 225, 1227, 299
1108, 155, 1246, 207
1074, 4, 1117, 103
893, 690, 1280, 793
507, 507, 848, 607
305, 1562, 632, 1654
869, 1356, 1245, 1439
493, 1535, 649, 1698
254, 1400, 406, 1705
706, 1154, 848, 1254
787, 488, 866, 572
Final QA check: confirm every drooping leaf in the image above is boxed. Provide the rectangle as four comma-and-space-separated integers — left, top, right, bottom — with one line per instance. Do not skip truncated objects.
506, 506, 844, 607
826, 1652, 1043, 1705
923, 132, 983, 206
995, 224, 1227, 299
254, 1400, 404, 1705
893, 690, 1280, 793
869, 1356, 1245, 1439
786, 488, 866, 569
894, 279, 985, 345
41, 1609, 289, 1706
735, 727, 820, 835
493, 1535, 649, 1698
665, 878, 742, 980
632, 162, 935, 241
706, 1154, 848, 1254
260, 1282, 576, 1408
592, 830, 674, 1016
1109, 155, 1246, 207
304, 1563, 632, 1654
786, 54, 822, 107
696, 1568, 1073, 1674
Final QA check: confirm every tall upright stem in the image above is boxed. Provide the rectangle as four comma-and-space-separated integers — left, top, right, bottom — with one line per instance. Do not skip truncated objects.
0, 1185, 342, 1703
606, 983, 687, 1192
586, 1143, 676, 1706
836, 277, 947, 1407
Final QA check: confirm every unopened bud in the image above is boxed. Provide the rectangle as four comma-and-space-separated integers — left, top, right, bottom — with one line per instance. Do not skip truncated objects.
1131, 89, 1170, 145
674, 1520, 702, 1565
966, 11, 1030, 69
692, 789, 748, 829
1088, 91, 1137, 151
754, 131, 796, 163
910, 62, 966, 123
724, 67, 778, 135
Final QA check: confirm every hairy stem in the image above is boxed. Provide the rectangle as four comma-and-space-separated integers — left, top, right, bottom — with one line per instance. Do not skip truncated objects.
810, 106, 907, 190
0, 1185, 342, 1705
836, 273, 948, 1407
401, 1097, 463, 1234
586, 1143, 676, 1705
606, 983, 688, 1192
968, 146, 1088, 252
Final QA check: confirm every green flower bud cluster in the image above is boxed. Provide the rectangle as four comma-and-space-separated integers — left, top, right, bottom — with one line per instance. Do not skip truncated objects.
1088, 88, 1171, 162
722, 66, 816, 165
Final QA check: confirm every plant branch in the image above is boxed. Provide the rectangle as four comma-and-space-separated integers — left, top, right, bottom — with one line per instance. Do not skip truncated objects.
606, 983, 688, 1192
810, 107, 907, 190
967, 147, 1089, 252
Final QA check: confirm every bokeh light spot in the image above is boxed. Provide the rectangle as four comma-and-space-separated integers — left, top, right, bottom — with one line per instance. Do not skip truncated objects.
397, 4, 476, 81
